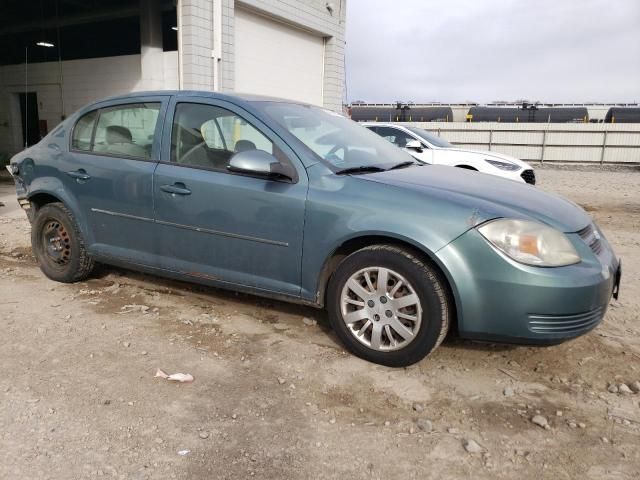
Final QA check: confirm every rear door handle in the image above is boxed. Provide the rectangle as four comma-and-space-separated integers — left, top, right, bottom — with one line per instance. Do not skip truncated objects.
160, 183, 191, 196
67, 169, 91, 181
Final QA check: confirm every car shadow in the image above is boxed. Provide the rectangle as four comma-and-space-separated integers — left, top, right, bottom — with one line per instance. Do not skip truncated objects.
90, 263, 336, 329
440, 335, 519, 352
90, 264, 519, 356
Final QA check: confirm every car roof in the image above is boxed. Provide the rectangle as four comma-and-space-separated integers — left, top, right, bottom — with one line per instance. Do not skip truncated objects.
93, 90, 308, 107
361, 122, 408, 128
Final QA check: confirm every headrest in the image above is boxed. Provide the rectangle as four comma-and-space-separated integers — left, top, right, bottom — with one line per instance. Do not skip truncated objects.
106, 125, 132, 144
234, 139, 257, 153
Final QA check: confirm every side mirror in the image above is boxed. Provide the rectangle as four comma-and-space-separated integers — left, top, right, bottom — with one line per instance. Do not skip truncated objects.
228, 149, 295, 182
405, 139, 424, 152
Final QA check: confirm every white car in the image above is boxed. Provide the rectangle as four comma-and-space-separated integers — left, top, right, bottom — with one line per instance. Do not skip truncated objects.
363, 122, 535, 184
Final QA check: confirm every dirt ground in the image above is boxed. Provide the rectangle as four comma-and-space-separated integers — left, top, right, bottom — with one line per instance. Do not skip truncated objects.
1, 165, 639, 480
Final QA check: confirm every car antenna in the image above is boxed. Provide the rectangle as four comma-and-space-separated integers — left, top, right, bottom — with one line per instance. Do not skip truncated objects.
24, 46, 28, 149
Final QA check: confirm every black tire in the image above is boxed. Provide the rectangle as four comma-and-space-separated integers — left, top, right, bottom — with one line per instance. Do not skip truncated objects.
31, 202, 94, 283
327, 245, 450, 367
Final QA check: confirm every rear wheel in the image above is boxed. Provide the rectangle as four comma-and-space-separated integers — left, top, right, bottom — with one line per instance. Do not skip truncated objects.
31, 202, 94, 283
327, 245, 450, 367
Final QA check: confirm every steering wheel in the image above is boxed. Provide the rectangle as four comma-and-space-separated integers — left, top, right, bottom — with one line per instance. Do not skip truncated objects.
179, 141, 209, 165
325, 144, 346, 163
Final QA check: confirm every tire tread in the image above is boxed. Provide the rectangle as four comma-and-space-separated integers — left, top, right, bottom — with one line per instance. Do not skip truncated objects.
327, 244, 451, 367
31, 202, 94, 283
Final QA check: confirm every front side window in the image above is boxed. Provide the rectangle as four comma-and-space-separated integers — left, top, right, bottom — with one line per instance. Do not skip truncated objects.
171, 103, 274, 171
71, 110, 98, 151
91, 103, 160, 159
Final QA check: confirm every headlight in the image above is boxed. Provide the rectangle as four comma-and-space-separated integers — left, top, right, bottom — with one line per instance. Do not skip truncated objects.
478, 219, 580, 266
485, 159, 520, 171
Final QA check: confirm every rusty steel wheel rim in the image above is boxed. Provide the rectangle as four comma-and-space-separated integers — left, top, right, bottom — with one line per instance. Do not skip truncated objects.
42, 219, 72, 268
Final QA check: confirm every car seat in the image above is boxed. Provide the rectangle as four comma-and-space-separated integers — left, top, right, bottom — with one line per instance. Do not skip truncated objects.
94, 125, 149, 159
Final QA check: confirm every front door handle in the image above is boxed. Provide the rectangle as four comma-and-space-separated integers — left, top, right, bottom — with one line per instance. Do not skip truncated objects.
160, 183, 192, 196
67, 169, 91, 181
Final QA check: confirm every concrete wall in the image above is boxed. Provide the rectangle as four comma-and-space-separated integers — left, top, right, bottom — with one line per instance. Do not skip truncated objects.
0, 52, 178, 155
410, 122, 640, 164
0, 0, 346, 156
180, 0, 346, 111
237, 0, 346, 111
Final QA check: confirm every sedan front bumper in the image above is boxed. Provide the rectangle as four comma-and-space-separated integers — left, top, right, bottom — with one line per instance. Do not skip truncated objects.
436, 226, 619, 344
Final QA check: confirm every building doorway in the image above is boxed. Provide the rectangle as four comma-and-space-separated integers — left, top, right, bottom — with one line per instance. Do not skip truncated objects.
18, 92, 40, 147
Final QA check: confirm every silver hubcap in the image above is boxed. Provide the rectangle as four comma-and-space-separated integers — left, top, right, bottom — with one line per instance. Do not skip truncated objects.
340, 267, 422, 352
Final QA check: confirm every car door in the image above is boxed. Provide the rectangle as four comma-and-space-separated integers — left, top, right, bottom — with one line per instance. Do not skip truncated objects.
64, 96, 169, 264
372, 126, 434, 164
153, 97, 308, 296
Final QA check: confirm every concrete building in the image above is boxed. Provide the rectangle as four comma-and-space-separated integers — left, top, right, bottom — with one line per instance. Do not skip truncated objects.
0, 0, 346, 156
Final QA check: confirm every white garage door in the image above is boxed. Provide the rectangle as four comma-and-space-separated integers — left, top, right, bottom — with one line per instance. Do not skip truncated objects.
235, 9, 325, 105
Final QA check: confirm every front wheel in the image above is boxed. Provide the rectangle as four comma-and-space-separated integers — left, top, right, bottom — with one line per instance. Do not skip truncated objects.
327, 245, 450, 367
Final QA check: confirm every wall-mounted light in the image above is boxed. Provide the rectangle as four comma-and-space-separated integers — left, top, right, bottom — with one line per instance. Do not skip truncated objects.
36, 41, 55, 47
171, 26, 178, 31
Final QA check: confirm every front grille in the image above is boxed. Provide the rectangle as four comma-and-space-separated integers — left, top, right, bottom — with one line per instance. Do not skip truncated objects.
520, 169, 536, 185
527, 306, 604, 334
577, 223, 603, 255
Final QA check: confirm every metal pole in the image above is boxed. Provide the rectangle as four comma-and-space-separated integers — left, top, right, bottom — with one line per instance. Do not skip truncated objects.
56, 0, 65, 120
541, 129, 547, 163
600, 130, 608, 165
177, 0, 183, 90
24, 47, 28, 148
488, 130, 493, 151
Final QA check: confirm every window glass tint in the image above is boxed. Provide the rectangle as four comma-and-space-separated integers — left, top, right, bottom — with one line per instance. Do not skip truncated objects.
256, 102, 411, 170
375, 127, 414, 148
406, 126, 453, 148
71, 110, 97, 151
288, 117, 346, 161
200, 119, 225, 150
92, 103, 160, 159
172, 103, 273, 171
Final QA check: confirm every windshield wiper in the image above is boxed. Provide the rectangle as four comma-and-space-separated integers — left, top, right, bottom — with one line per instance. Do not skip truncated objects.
388, 160, 419, 170
335, 165, 387, 175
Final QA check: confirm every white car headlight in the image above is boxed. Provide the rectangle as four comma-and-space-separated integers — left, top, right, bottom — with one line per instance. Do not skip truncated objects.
478, 219, 580, 267
485, 159, 520, 171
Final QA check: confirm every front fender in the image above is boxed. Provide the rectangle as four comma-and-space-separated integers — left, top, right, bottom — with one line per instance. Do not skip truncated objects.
300, 170, 480, 303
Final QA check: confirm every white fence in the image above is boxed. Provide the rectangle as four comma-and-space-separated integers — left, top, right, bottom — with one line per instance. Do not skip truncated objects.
409, 122, 640, 164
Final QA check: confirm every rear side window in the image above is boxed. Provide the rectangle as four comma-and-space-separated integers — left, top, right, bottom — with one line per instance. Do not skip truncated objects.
93, 103, 161, 160
71, 103, 161, 160
71, 111, 97, 151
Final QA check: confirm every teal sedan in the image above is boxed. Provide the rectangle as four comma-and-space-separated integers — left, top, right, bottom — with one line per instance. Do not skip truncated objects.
7, 91, 621, 367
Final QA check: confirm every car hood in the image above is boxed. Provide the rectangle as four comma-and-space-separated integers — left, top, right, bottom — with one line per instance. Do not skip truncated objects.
438, 148, 532, 170
360, 165, 590, 233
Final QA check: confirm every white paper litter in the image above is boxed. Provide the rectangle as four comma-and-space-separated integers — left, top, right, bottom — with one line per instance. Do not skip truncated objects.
155, 368, 194, 383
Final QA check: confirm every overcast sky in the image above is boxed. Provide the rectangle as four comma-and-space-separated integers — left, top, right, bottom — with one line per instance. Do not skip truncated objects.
345, 0, 640, 104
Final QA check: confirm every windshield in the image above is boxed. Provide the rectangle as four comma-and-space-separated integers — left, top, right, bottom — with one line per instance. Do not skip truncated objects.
406, 127, 453, 148
256, 102, 413, 170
